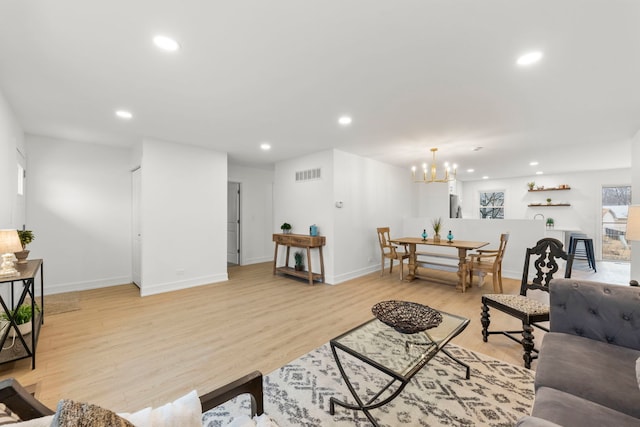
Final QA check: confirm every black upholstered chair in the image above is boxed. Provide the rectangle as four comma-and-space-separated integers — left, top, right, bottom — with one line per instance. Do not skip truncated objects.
480, 237, 574, 369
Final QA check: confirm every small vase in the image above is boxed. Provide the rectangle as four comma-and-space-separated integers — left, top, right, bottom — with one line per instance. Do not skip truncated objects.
433, 234, 441, 243
14, 250, 29, 264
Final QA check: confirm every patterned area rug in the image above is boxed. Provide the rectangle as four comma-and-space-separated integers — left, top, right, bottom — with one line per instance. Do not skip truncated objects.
203, 343, 534, 427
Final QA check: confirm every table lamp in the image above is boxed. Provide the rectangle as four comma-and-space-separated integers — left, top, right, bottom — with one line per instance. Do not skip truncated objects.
0, 229, 22, 278
625, 206, 640, 286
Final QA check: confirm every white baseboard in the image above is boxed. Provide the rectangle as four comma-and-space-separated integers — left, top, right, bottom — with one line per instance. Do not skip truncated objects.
44, 275, 132, 296
242, 256, 273, 265
140, 273, 228, 297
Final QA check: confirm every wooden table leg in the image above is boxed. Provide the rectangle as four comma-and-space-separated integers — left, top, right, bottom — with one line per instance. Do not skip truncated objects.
456, 248, 467, 292
406, 243, 417, 281
318, 246, 325, 283
306, 247, 313, 285
272, 243, 279, 275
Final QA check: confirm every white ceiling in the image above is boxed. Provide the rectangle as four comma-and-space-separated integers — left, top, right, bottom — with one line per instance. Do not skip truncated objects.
1, 1, 639, 181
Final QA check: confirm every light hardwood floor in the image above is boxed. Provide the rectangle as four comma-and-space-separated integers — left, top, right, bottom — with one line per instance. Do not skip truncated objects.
0, 260, 618, 413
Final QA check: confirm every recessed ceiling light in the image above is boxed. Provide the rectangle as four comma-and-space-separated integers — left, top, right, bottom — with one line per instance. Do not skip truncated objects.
338, 116, 352, 126
536, 171, 544, 175
482, 176, 489, 180
153, 35, 180, 52
260, 143, 271, 151
529, 161, 539, 166
115, 110, 133, 120
517, 51, 543, 66
466, 169, 475, 173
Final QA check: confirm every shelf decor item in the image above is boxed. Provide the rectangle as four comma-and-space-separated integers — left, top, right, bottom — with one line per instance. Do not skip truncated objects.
421, 229, 428, 241
432, 217, 442, 243
546, 198, 552, 205
527, 181, 535, 190
447, 230, 454, 243
546, 218, 554, 228
280, 222, 292, 234
15, 229, 34, 264
372, 300, 443, 334
0, 230, 22, 278
294, 251, 304, 271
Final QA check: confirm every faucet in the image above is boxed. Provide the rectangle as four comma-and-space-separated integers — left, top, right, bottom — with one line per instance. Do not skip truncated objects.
533, 213, 545, 221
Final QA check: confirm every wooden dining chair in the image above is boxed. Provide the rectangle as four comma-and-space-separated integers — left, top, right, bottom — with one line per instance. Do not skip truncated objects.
467, 233, 509, 293
376, 227, 409, 280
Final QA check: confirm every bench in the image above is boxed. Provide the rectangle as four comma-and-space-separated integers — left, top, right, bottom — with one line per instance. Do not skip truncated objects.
415, 251, 461, 272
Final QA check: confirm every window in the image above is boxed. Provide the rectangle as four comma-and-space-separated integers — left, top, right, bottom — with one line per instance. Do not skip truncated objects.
17, 164, 24, 196
479, 190, 504, 219
601, 186, 631, 261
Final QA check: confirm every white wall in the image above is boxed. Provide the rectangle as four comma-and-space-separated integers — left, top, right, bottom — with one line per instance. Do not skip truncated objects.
333, 150, 415, 282
461, 168, 632, 260
417, 182, 450, 219
26, 135, 132, 293
0, 90, 25, 229
274, 150, 334, 280
228, 164, 274, 265
274, 149, 415, 284
139, 138, 227, 296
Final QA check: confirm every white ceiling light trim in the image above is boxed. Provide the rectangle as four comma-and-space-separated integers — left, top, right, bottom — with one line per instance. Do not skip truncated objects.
153, 35, 180, 52
338, 116, 352, 126
517, 51, 543, 66
260, 143, 271, 151
115, 110, 133, 120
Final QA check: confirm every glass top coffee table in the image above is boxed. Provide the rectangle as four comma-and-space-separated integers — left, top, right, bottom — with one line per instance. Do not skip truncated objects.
329, 309, 470, 426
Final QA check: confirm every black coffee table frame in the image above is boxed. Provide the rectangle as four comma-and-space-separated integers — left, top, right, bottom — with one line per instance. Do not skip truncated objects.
329, 312, 470, 426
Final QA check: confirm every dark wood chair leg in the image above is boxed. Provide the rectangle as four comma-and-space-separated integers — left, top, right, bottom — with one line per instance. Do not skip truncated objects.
481, 302, 490, 342
522, 323, 535, 369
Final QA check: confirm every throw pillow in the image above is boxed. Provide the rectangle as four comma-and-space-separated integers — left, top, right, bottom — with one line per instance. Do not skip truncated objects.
0, 403, 21, 425
50, 400, 134, 427
119, 390, 202, 427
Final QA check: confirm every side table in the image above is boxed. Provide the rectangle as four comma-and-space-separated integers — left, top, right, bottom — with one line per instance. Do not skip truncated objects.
272, 233, 326, 285
0, 259, 44, 369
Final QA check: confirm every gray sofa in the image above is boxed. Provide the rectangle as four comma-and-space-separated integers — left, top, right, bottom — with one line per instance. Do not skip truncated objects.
517, 278, 640, 427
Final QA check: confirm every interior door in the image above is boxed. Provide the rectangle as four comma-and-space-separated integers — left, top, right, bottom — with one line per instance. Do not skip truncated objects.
132, 168, 142, 286
227, 182, 240, 264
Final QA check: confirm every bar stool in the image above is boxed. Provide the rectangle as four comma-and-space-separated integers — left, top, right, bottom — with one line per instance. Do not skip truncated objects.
569, 233, 597, 272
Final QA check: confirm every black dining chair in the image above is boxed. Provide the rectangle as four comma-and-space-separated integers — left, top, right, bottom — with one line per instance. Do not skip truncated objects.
480, 237, 574, 368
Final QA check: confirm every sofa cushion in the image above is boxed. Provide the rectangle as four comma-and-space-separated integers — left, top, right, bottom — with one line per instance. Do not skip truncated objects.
531, 387, 640, 427
535, 332, 640, 418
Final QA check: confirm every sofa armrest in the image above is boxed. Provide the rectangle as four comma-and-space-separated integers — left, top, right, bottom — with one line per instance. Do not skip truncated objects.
0, 378, 54, 420
199, 371, 263, 417
515, 416, 562, 427
549, 278, 640, 350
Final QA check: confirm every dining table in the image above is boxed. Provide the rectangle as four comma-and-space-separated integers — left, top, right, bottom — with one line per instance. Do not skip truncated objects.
390, 237, 490, 291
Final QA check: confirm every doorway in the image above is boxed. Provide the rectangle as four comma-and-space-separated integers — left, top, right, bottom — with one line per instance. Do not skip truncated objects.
227, 182, 241, 265
601, 185, 631, 261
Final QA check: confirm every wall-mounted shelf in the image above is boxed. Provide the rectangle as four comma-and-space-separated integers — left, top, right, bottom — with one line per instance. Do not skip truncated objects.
528, 187, 571, 192
528, 204, 571, 207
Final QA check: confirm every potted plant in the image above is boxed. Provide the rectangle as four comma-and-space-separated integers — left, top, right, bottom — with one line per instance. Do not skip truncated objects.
1, 304, 39, 337
546, 218, 555, 228
546, 198, 552, 205
280, 223, 292, 234
15, 230, 34, 264
527, 181, 535, 190
432, 217, 442, 243
294, 251, 304, 271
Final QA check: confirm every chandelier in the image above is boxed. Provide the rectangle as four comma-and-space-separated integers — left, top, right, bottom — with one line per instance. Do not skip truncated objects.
412, 148, 457, 183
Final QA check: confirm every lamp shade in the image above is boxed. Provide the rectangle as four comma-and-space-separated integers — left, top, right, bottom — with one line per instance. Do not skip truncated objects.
626, 205, 640, 241
0, 229, 22, 254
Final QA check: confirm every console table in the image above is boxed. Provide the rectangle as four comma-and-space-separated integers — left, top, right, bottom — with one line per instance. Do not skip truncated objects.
273, 233, 325, 285
0, 259, 44, 369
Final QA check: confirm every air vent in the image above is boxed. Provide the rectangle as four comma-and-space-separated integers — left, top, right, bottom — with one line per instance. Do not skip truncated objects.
295, 168, 322, 182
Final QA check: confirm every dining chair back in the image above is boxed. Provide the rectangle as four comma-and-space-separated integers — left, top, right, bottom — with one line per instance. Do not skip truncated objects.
480, 237, 574, 368
376, 227, 409, 280
467, 233, 509, 292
